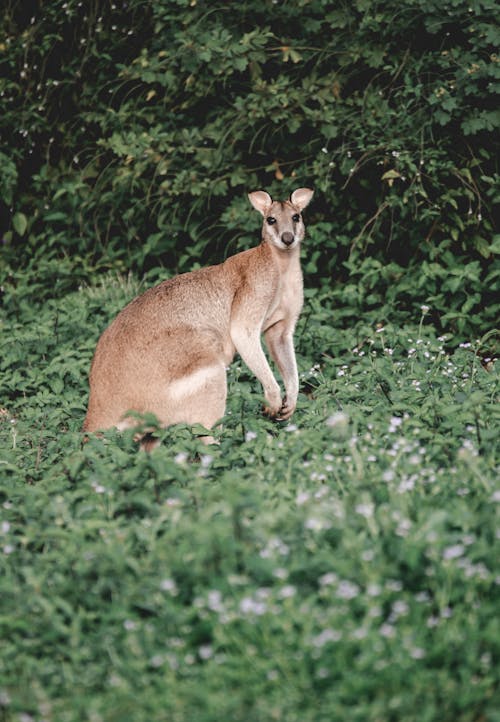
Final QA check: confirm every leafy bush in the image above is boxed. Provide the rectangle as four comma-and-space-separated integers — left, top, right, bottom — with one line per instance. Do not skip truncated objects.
1, 0, 499, 336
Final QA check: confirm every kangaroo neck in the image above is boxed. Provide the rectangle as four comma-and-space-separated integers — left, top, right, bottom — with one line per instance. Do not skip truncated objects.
260, 240, 301, 271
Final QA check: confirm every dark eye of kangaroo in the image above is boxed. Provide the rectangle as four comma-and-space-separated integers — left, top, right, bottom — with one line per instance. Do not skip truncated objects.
266, 216, 277, 225
292, 214, 300, 223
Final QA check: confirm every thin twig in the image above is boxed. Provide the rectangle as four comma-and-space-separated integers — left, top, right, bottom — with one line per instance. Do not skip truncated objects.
350, 201, 390, 253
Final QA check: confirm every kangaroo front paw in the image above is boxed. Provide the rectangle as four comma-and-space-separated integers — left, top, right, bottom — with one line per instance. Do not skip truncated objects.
263, 402, 282, 419
276, 396, 296, 421
262, 387, 282, 418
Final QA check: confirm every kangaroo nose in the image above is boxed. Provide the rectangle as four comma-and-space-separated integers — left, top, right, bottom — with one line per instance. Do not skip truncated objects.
281, 232, 294, 246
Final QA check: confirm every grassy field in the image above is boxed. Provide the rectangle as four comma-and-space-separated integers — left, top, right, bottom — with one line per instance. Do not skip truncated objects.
1, 277, 499, 722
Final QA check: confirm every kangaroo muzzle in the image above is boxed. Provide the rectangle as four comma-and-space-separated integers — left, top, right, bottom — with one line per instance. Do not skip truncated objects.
281, 232, 294, 246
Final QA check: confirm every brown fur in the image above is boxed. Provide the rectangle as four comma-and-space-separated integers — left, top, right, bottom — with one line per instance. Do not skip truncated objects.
83, 188, 314, 443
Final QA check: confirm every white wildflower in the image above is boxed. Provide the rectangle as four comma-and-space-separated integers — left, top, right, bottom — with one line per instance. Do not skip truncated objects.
296, 491, 310, 505
326, 411, 349, 428
311, 628, 342, 647
336, 580, 360, 600
160, 578, 178, 595
198, 645, 213, 660
443, 544, 465, 560
379, 623, 396, 638
355, 502, 374, 518
319, 572, 338, 587
278, 585, 296, 599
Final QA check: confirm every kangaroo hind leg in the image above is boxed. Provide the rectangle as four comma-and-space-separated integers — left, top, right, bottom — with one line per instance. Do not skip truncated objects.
161, 362, 228, 445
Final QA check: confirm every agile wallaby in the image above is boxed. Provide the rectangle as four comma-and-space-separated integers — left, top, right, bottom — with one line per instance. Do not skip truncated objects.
83, 187, 314, 443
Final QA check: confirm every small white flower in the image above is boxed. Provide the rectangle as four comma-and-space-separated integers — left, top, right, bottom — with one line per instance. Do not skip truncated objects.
392, 600, 409, 616
150, 654, 164, 668
273, 567, 288, 580
207, 590, 224, 612
410, 647, 426, 659
319, 572, 337, 586
240, 597, 267, 616
198, 645, 213, 660
326, 411, 349, 430
245, 430, 257, 442
305, 516, 322, 531
386, 580, 403, 592
355, 503, 374, 518
296, 491, 310, 505
380, 623, 396, 638
311, 629, 342, 647
443, 544, 465, 560
278, 585, 296, 599
389, 416, 403, 430
352, 627, 368, 640
336, 580, 360, 600
160, 578, 178, 594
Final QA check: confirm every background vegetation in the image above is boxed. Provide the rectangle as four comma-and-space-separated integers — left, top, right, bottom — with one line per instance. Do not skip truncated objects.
1, 0, 499, 334
0, 0, 499, 720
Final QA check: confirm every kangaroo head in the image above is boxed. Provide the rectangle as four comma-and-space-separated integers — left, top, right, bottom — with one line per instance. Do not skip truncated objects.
248, 187, 314, 252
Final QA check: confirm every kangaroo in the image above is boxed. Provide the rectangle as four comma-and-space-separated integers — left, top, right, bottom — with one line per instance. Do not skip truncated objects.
82, 187, 314, 444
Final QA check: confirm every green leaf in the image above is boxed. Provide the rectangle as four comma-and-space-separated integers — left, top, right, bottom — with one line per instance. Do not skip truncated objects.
381, 169, 401, 181
475, 237, 491, 258
488, 235, 500, 254
12, 212, 28, 236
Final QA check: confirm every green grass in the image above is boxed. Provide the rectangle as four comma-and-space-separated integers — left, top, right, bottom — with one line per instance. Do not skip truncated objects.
0, 279, 499, 722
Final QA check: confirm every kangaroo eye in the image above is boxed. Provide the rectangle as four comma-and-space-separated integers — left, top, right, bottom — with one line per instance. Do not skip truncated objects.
292, 214, 301, 223
266, 216, 277, 225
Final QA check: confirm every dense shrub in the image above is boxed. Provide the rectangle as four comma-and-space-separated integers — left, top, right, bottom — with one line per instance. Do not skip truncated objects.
1, 0, 499, 336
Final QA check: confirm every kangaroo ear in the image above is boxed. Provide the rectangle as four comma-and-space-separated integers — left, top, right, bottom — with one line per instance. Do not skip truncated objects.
290, 188, 314, 211
248, 190, 272, 216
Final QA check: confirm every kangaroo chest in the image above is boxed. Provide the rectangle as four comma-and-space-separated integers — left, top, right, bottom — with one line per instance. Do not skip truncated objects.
263, 264, 303, 331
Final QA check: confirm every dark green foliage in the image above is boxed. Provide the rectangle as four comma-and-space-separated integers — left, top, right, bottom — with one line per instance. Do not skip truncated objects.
1, 0, 499, 335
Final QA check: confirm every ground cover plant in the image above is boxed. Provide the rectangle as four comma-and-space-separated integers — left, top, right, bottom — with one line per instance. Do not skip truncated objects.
1, 281, 499, 721
1, 0, 499, 720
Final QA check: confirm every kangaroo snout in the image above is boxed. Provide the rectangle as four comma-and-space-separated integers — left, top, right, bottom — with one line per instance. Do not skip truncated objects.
281, 232, 294, 246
